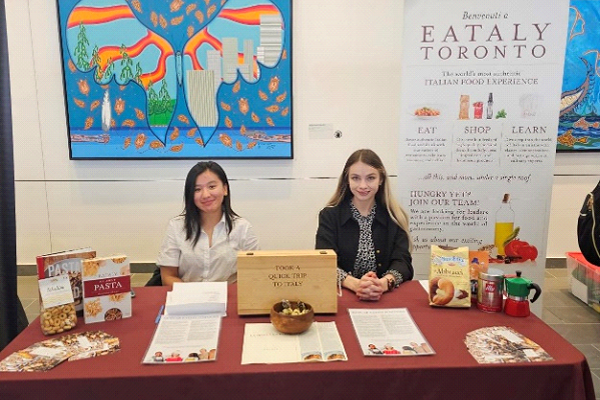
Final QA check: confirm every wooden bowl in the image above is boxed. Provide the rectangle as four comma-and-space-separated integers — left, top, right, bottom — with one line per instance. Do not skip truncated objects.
270, 301, 314, 334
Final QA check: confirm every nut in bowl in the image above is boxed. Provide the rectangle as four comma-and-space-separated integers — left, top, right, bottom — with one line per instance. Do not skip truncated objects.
270, 300, 314, 334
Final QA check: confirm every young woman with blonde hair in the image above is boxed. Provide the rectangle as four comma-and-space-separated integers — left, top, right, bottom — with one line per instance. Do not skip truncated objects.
316, 149, 413, 301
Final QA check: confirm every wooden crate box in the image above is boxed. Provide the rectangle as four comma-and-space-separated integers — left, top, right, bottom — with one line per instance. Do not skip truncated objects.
237, 249, 337, 315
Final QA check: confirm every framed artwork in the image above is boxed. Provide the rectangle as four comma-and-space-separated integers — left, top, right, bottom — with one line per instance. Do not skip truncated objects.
558, 1, 600, 151
57, 0, 292, 159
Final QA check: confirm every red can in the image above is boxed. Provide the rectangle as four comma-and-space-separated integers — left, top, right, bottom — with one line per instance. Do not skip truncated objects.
477, 268, 504, 312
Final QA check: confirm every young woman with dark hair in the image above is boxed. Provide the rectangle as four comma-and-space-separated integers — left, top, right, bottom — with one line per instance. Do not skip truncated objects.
156, 161, 259, 286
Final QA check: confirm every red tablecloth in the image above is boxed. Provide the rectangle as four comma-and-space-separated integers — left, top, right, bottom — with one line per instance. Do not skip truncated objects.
0, 282, 595, 400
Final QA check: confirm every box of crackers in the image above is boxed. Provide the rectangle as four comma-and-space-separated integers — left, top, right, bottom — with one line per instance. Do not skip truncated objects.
82, 255, 131, 324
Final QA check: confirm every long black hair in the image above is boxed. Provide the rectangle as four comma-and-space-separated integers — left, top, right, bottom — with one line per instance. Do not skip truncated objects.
182, 161, 239, 247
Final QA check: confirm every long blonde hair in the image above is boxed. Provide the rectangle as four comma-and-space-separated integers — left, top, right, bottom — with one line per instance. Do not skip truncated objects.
326, 149, 412, 248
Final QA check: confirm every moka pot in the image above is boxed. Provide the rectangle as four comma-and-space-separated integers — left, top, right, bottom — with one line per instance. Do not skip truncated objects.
504, 270, 541, 317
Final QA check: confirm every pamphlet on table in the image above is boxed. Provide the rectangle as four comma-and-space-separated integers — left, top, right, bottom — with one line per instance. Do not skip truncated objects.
349, 308, 435, 356
241, 322, 347, 364
0, 331, 120, 372
142, 282, 226, 364
142, 313, 222, 364
464, 326, 553, 364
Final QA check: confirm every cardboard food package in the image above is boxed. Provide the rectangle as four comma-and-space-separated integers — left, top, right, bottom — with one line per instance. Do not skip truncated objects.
469, 250, 489, 303
429, 245, 471, 308
36, 247, 96, 314
82, 255, 132, 323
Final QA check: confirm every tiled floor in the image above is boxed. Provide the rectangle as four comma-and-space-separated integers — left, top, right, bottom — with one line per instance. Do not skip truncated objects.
542, 268, 600, 400
15, 268, 600, 399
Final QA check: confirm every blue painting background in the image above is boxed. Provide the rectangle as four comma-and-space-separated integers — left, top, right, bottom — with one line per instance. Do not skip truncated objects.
57, 0, 293, 159
559, 0, 600, 151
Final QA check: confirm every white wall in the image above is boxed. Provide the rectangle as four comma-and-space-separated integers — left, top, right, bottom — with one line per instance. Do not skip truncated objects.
7, 0, 600, 279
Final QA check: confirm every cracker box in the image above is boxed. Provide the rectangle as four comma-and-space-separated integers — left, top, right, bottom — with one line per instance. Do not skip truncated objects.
237, 249, 337, 315
82, 255, 132, 323
36, 247, 96, 314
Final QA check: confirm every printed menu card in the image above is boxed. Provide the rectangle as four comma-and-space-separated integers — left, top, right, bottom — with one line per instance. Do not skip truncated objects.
349, 308, 435, 356
241, 322, 347, 364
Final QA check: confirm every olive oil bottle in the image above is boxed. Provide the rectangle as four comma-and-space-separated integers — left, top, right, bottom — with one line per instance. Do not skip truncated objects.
494, 193, 514, 256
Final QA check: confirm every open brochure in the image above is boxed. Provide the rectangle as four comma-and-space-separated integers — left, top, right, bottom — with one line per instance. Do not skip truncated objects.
142, 314, 222, 364
241, 322, 347, 364
165, 282, 227, 316
348, 308, 435, 356
0, 331, 120, 372
464, 326, 553, 364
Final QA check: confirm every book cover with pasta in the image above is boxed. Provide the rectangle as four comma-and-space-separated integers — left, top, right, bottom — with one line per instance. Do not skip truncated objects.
82, 255, 131, 324
36, 247, 96, 314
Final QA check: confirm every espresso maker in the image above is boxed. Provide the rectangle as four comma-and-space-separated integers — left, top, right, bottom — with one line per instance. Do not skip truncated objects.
504, 270, 541, 317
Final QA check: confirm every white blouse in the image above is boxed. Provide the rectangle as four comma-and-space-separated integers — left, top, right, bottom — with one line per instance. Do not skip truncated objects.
156, 215, 259, 283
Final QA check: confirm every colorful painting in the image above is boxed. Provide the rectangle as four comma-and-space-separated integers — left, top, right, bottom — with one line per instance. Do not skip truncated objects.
57, 0, 292, 159
558, 1, 600, 151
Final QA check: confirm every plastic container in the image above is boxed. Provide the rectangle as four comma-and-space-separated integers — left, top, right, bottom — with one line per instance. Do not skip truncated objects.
566, 252, 600, 314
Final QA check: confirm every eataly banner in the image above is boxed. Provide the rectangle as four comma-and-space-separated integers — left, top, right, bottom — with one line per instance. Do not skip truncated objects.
397, 0, 570, 315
